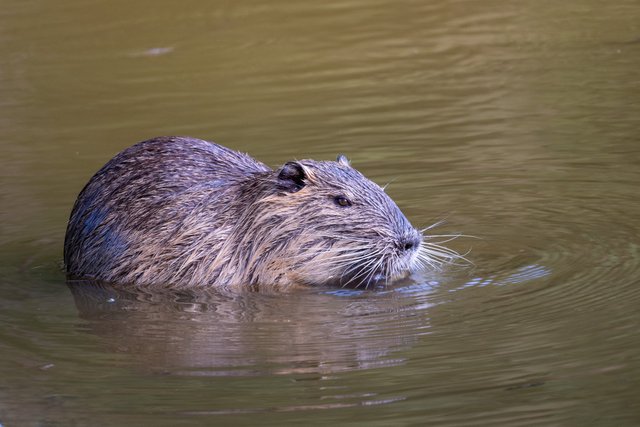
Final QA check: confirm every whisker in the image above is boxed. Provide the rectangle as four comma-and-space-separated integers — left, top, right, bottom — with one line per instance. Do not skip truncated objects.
424, 233, 479, 240
420, 219, 447, 233
417, 242, 473, 268
365, 258, 385, 289
341, 255, 380, 288
339, 248, 386, 277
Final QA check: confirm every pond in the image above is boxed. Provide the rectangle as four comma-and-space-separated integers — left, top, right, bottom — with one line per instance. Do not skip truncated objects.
1, 0, 639, 425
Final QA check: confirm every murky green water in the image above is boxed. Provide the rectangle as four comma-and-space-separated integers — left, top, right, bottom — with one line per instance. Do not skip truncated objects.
2, 0, 640, 425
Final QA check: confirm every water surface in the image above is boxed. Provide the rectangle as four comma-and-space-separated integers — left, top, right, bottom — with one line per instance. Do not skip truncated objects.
1, 0, 640, 425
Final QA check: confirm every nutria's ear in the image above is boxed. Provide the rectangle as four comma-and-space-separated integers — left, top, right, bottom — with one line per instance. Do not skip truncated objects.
337, 154, 350, 167
277, 161, 307, 192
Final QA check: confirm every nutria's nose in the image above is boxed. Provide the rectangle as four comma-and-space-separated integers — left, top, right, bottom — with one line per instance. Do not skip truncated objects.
397, 234, 421, 252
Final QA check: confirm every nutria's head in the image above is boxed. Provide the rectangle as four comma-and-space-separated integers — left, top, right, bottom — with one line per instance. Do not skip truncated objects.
220, 155, 448, 288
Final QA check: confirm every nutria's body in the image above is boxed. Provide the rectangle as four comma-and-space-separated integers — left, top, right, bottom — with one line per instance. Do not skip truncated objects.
64, 136, 433, 289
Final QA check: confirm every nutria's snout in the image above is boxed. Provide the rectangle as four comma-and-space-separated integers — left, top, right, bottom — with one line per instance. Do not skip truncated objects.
64, 136, 463, 289
396, 231, 422, 253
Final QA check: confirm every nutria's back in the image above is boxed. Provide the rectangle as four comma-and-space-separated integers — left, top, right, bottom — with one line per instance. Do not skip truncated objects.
64, 136, 444, 289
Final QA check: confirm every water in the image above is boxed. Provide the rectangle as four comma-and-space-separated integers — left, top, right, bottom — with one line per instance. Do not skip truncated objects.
1, 0, 640, 425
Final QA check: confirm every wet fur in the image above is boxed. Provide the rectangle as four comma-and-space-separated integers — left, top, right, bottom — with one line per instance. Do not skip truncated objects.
64, 136, 426, 289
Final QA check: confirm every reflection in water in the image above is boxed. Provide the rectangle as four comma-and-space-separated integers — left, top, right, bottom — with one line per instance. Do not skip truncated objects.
67, 259, 550, 379
68, 280, 434, 377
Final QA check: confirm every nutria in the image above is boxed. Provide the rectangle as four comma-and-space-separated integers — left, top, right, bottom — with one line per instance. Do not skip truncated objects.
64, 136, 457, 289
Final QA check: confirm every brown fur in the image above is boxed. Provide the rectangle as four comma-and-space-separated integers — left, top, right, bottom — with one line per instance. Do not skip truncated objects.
64, 136, 424, 289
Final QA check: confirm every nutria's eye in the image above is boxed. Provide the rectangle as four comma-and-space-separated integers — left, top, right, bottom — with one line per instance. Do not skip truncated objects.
334, 196, 352, 207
